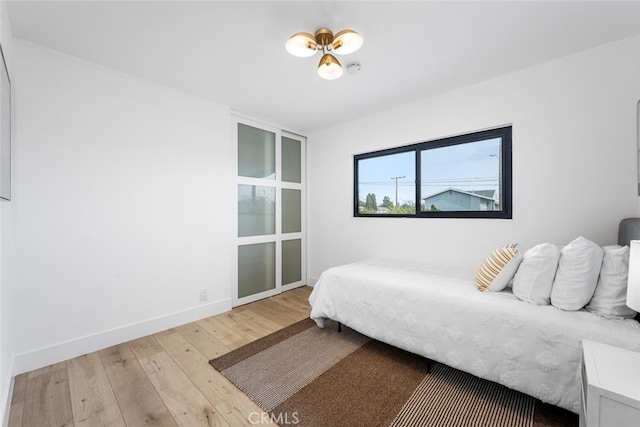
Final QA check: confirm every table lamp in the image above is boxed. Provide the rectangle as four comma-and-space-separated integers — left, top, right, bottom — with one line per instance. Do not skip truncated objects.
628, 240, 640, 312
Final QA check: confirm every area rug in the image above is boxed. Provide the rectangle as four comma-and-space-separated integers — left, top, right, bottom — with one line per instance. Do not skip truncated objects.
210, 319, 568, 427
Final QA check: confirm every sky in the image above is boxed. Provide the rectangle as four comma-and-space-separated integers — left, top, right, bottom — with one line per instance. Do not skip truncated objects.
357, 137, 501, 209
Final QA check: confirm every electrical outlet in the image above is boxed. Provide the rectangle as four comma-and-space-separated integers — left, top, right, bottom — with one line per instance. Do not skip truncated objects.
199, 288, 209, 301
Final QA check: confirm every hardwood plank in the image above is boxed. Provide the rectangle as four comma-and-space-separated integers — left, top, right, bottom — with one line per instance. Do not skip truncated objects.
7, 400, 24, 427
154, 330, 238, 405
23, 362, 74, 427
269, 297, 308, 315
196, 317, 252, 350
209, 312, 259, 341
215, 393, 276, 427
127, 335, 165, 360
7, 374, 27, 427
232, 287, 311, 317
235, 310, 284, 335
268, 297, 309, 319
132, 342, 229, 427
263, 293, 309, 314
271, 287, 311, 309
213, 311, 282, 341
99, 344, 177, 427
10, 373, 27, 404
66, 353, 125, 427
239, 298, 303, 327
282, 286, 312, 302
174, 322, 231, 360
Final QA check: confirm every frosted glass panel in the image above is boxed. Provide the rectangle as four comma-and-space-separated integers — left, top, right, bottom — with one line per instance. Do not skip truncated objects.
238, 123, 275, 179
282, 136, 301, 183
282, 239, 302, 285
282, 189, 301, 234
238, 185, 275, 237
238, 243, 275, 298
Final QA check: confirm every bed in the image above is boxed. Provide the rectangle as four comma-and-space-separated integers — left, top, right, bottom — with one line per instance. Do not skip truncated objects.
309, 258, 640, 414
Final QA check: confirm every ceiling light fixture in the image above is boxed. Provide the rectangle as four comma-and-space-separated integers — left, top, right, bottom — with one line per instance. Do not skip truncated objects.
286, 28, 363, 80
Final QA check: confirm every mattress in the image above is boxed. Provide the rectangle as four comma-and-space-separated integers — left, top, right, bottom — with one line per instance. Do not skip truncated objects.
309, 258, 640, 413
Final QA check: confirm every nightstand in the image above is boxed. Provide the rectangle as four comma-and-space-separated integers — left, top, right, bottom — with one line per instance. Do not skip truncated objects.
580, 340, 640, 427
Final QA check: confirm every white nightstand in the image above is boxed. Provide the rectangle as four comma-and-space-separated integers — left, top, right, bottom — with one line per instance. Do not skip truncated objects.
580, 340, 640, 427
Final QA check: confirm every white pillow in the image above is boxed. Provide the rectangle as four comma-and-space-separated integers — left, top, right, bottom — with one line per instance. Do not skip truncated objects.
550, 236, 604, 311
512, 243, 561, 305
586, 245, 637, 319
475, 244, 522, 292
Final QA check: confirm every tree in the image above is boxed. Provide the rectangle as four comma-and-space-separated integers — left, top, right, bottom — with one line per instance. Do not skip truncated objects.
370, 194, 377, 211
382, 196, 393, 208
389, 200, 416, 215
365, 193, 373, 211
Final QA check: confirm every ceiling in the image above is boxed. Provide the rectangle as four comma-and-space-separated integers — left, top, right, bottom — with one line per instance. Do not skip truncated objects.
6, 1, 640, 134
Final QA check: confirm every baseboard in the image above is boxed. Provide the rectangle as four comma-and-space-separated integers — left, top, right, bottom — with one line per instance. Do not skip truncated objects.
307, 276, 319, 287
1, 359, 14, 427
12, 298, 231, 376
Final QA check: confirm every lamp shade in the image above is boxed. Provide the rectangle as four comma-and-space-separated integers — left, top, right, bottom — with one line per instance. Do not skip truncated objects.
332, 29, 363, 55
285, 32, 317, 57
627, 240, 640, 312
317, 53, 343, 80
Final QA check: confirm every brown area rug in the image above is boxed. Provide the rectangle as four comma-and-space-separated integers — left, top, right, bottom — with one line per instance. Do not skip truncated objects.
210, 319, 577, 427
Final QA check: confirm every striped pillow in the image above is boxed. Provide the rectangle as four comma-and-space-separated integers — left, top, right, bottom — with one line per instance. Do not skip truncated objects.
476, 244, 522, 292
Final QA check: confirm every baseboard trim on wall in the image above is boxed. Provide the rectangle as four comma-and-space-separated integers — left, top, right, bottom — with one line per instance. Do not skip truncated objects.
307, 276, 319, 287
1, 360, 14, 427
12, 298, 231, 376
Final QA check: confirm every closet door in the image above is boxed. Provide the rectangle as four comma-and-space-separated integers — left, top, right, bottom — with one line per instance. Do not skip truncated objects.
281, 132, 305, 292
234, 118, 305, 306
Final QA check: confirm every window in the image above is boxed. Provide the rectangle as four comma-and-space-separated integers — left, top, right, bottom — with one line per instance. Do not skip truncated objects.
354, 126, 512, 219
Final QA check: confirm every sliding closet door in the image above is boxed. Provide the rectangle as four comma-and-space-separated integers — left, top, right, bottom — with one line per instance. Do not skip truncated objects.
234, 118, 305, 306
281, 132, 305, 292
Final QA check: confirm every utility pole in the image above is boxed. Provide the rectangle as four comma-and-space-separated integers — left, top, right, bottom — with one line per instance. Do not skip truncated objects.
391, 176, 405, 207
490, 154, 501, 209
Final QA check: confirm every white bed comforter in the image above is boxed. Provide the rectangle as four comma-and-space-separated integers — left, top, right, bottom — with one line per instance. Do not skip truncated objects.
309, 259, 640, 413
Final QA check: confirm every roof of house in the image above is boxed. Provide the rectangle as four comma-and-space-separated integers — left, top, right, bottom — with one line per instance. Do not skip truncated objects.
422, 188, 496, 201
469, 190, 496, 199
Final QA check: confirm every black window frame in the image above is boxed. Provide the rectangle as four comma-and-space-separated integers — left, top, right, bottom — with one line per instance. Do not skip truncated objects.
353, 126, 512, 219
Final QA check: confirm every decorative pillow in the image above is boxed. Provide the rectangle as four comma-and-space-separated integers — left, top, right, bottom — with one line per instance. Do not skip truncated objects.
512, 243, 561, 305
475, 244, 522, 292
586, 245, 637, 319
550, 236, 604, 311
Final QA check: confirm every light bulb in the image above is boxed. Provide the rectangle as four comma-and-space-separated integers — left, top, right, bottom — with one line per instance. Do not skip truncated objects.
317, 54, 343, 80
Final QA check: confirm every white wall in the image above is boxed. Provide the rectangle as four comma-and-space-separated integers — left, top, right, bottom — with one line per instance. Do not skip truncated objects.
0, 0, 11, 423
11, 40, 234, 374
307, 36, 640, 282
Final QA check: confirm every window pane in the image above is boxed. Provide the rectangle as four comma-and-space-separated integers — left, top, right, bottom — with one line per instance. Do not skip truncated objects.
238, 184, 275, 237
282, 239, 302, 285
357, 151, 416, 215
238, 123, 275, 179
282, 136, 301, 183
282, 189, 301, 233
238, 242, 275, 298
420, 138, 501, 212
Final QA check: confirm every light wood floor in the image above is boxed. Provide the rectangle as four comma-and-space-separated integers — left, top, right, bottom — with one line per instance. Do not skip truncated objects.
8, 286, 313, 427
